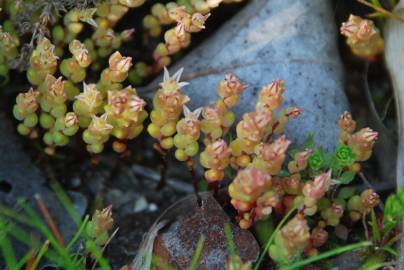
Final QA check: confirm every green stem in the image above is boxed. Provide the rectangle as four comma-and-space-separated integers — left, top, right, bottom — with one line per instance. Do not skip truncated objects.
253, 206, 298, 270
280, 241, 372, 270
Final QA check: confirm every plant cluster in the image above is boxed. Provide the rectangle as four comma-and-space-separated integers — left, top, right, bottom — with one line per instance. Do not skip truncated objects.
0, 0, 246, 87
340, 14, 384, 59
227, 108, 379, 265
13, 37, 147, 155
3, 0, 244, 156
145, 68, 395, 267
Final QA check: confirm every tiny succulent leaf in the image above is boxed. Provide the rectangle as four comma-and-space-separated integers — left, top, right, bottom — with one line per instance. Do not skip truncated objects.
338, 171, 356, 184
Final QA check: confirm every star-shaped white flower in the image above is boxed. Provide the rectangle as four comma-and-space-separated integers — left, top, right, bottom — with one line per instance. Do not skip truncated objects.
159, 67, 189, 92
91, 113, 113, 132
183, 105, 202, 119
76, 82, 102, 110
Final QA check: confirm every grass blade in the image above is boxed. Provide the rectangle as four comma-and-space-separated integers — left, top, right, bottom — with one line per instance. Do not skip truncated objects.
224, 223, 236, 257
187, 234, 205, 270
253, 206, 297, 270
280, 241, 372, 270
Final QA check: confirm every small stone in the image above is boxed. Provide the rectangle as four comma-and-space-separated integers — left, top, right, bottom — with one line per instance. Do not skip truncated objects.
134, 196, 148, 213
148, 203, 158, 212
153, 192, 260, 270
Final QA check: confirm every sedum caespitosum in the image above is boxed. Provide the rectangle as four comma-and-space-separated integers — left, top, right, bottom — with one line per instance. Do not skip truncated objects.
173, 106, 203, 161
1, 0, 249, 88
199, 74, 247, 183
147, 67, 190, 151
152, 6, 210, 70
226, 109, 379, 265
0, 26, 19, 86
134, 0, 246, 82
340, 14, 384, 59
14, 38, 147, 155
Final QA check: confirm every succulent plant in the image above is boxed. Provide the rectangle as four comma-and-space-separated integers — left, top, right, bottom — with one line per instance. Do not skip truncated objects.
340, 14, 384, 58
14, 37, 147, 155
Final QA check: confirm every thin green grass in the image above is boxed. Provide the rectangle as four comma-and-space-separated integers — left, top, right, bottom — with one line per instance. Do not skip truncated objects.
187, 234, 205, 270
0, 180, 112, 270
280, 241, 372, 270
253, 206, 298, 270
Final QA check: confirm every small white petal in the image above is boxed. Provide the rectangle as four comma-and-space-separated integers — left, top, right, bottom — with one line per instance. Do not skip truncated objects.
163, 66, 169, 82
87, 19, 98, 28
183, 105, 191, 116
173, 67, 185, 83
178, 81, 189, 88
193, 107, 203, 119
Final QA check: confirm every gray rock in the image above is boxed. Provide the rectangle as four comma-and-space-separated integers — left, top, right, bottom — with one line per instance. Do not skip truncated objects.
0, 112, 86, 266
144, 0, 348, 151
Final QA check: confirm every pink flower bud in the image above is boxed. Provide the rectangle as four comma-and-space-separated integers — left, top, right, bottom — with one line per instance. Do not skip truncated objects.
129, 95, 146, 113
338, 111, 356, 133
202, 106, 222, 121
31, 38, 59, 70
289, 149, 312, 173
311, 227, 328, 248
360, 189, 379, 212
121, 28, 135, 41
177, 106, 202, 139
340, 15, 360, 40
16, 88, 40, 114
89, 114, 113, 136
255, 136, 291, 174
280, 215, 310, 252
331, 203, 344, 218
109, 51, 132, 73
283, 174, 301, 195
357, 20, 377, 41
91, 205, 114, 232
348, 127, 378, 161
237, 112, 272, 142
168, 6, 187, 22
76, 83, 103, 112
256, 79, 285, 111
229, 167, 271, 206
255, 190, 280, 220
208, 139, 231, 161
69, 40, 92, 68
340, 15, 384, 58
302, 170, 332, 200
190, 13, 210, 32
217, 73, 249, 107
107, 90, 128, 115
65, 112, 78, 127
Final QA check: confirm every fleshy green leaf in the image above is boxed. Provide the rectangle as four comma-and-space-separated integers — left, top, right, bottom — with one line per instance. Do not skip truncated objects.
338, 187, 356, 199
338, 171, 356, 184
